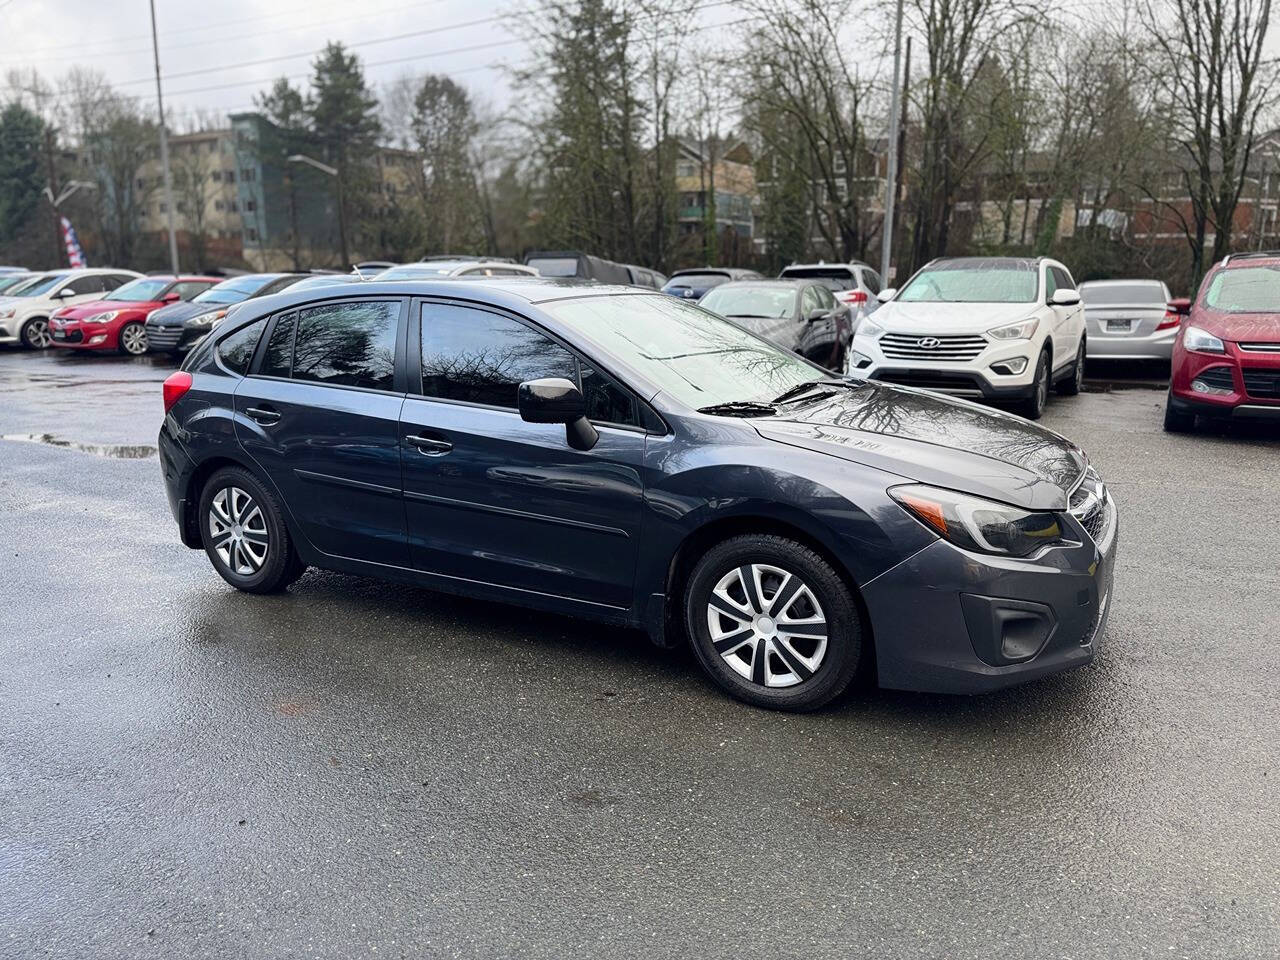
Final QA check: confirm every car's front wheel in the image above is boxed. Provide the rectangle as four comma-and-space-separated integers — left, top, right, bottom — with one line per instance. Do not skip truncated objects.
1163, 393, 1196, 433
118, 321, 148, 356
1057, 338, 1085, 396
198, 466, 306, 593
684, 534, 863, 711
20, 317, 51, 350
1016, 348, 1051, 419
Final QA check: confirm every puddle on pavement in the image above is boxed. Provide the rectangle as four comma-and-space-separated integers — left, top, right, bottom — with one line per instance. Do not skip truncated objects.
2, 433, 157, 459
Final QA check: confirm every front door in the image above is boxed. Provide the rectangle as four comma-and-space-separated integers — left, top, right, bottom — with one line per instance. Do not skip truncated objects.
233, 298, 410, 565
399, 300, 647, 608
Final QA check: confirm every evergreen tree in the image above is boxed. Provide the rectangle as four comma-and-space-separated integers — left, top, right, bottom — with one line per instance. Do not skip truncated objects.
0, 102, 46, 246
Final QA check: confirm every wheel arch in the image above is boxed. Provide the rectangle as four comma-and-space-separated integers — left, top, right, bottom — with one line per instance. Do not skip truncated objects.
180, 453, 260, 548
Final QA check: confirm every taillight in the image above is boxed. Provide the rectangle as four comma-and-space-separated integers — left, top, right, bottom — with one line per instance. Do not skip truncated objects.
1156, 309, 1182, 331
163, 371, 192, 413
840, 290, 868, 304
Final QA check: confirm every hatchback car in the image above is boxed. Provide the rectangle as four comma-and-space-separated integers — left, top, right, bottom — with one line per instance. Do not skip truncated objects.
48, 275, 218, 355
779, 261, 884, 319
1164, 251, 1280, 431
1079, 279, 1188, 362
661, 267, 763, 300
851, 256, 1086, 419
699, 279, 851, 370
160, 279, 1116, 710
146, 273, 306, 354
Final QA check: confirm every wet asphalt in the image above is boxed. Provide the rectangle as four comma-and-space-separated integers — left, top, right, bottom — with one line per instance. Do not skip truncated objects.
1, 349, 1278, 959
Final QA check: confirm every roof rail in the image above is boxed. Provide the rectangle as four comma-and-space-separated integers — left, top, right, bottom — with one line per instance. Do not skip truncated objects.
1222, 250, 1280, 265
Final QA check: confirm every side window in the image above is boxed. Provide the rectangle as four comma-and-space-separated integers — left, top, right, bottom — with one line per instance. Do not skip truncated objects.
107, 274, 135, 289
291, 300, 399, 391
67, 275, 105, 295
420, 304, 577, 408
217, 318, 267, 375
815, 286, 836, 310
581, 363, 639, 427
1052, 266, 1075, 291
862, 269, 881, 295
259, 312, 295, 378
172, 281, 212, 300
801, 286, 823, 316
1043, 268, 1059, 302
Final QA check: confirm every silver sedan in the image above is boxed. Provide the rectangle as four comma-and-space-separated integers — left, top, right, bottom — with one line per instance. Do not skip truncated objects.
1081, 279, 1187, 361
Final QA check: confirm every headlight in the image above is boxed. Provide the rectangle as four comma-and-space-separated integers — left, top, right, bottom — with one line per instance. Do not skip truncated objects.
890, 483, 1070, 557
856, 319, 884, 338
186, 309, 227, 328
988, 318, 1039, 340
1182, 325, 1225, 354
85, 311, 119, 325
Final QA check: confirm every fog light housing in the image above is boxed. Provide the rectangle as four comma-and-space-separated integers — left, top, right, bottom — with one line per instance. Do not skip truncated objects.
851, 351, 872, 369
89, 334, 106, 345
1190, 369, 1234, 396
990, 357, 1029, 376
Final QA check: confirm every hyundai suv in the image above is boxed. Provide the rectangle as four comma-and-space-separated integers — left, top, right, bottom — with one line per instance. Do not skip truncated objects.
1164, 251, 1280, 431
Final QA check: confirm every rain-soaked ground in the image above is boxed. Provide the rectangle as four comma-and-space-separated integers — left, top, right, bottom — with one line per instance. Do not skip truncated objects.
1, 348, 1278, 958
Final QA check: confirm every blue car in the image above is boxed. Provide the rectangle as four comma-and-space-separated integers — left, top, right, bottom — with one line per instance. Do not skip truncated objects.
158, 278, 1117, 710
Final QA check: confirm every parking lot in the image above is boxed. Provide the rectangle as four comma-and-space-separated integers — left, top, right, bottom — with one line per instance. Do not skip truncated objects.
2, 347, 1278, 958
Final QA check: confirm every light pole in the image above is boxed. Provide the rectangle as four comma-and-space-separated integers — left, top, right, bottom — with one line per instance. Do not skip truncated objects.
880, 0, 906, 285
288, 153, 348, 269
149, 0, 180, 275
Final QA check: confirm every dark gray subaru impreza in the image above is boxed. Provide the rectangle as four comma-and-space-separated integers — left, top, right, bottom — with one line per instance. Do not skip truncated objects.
159, 278, 1117, 710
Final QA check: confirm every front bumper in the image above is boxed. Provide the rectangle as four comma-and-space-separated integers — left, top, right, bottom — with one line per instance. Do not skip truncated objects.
851, 335, 1039, 398
1170, 340, 1280, 416
49, 319, 114, 350
861, 491, 1118, 694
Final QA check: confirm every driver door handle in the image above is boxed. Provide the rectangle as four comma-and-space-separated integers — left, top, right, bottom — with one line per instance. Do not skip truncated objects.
406, 434, 452, 455
246, 406, 280, 425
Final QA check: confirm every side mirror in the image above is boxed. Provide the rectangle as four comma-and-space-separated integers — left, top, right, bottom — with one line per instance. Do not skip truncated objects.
1168, 297, 1192, 316
877, 287, 897, 302
162, 291, 182, 303
518, 377, 598, 451
1049, 288, 1081, 307
55, 286, 77, 298
806, 308, 829, 322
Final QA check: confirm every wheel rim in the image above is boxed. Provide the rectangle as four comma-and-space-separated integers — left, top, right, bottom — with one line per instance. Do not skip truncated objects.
706, 563, 828, 688
121, 324, 147, 354
208, 486, 269, 576
1036, 361, 1049, 410
25, 319, 51, 349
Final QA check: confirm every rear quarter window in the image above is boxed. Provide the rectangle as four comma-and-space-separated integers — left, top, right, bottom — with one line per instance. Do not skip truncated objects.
217, 318, 267, 374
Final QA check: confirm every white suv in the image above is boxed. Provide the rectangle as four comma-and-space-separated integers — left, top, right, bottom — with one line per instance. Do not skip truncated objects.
849, 256, 1086, 419
0, 268, 142, 349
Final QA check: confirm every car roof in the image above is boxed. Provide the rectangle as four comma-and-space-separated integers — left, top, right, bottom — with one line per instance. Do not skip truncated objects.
782, 261, 868, 270
1220, 251, 1280, 268
715, 278, 807, 288
1079, 278, 1163, 285
242, 276, 647, 312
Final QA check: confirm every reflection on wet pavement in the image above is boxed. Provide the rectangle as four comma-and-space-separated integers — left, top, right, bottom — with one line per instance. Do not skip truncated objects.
2, 432, 157, 458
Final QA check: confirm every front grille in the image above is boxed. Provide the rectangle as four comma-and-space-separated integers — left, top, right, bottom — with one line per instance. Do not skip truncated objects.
874, 371, 983, 395
147, 326, 183, 348
1069, 467, 1111, 543
54, 329, 84, 343
1243, 367, 1280, 398
1238, 341, 1280, 353
1193, 366, 1236, 391
879, 333, 988, 361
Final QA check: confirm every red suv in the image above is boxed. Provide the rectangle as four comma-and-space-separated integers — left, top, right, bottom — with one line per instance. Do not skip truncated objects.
49, 274, 218, 355
1165, 252, 1280, 431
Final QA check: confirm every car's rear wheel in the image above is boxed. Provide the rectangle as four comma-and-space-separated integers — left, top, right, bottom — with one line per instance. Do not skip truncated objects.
20, 317, 51, 350
1016, 348, 1051, 419
1057, 338, 1085, 396
198, 466, 306, 593
1163, 393, 1196, 433
684, 534, 863, 711
118, 321, 148, 356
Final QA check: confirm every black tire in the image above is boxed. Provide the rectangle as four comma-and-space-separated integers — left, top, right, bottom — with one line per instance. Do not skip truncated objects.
198, 466, 306, 593
1016, 348, 1051, 419
1057, 337, 1085, 396
684, 534, 863, 711
19, 317, 51, 350
1163, 394, 1196, 433
117, 320, 148, 356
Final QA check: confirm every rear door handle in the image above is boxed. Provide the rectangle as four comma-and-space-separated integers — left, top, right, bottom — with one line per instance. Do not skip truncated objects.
246, 406, 280, 425
406, 434, 452, 455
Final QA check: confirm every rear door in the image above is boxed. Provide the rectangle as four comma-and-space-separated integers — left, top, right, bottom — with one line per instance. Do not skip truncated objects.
1048, 266, 1082, 367
233, 297, 410, 564
399, 299, 647, 608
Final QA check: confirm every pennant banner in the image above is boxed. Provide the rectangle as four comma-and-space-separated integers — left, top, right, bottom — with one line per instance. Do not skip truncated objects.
60, 216, 86, 268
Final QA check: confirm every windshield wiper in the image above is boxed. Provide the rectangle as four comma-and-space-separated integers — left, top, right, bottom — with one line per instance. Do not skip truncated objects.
696, 400, 778, 417
771, 377, 864, 405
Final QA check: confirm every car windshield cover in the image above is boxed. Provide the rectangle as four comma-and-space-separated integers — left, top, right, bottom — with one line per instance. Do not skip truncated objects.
898, 260, 1038, 303
545, 294, 819, 408
700, 286, 795, 318
1080, 282, 1165, 306
11, 274, 64, 297
526, 257, 580, 277
377, 264, 463, 279
105, 278, 169, 301
667, 272, 730, 289
194, 276, 273, 304
1203, 266, 1280, 313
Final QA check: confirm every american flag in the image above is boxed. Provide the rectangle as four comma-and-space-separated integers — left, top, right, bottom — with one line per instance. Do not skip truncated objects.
60, 216, 86, 268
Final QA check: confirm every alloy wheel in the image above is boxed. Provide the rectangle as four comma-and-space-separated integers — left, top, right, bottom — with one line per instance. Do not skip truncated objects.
208, 486, 269, 576
705, 563, 828, 688
24, 319, 51, 349
120, 323, 148, 355
1036, 359, 1049, 411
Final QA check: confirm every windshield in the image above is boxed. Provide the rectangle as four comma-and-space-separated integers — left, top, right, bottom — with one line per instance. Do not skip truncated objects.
105, 278, 170, 302
377, 264, 462, 280
545, 294, 820, 409
1203, 266, 1280, 313
526, 257, 580, 277
10, 273, 65, 297
898, 260, 1039, 303
1080, 282, 1165, 306
0, 274, 32, 293
194, 276, 273, 305
700, 285, 796, 318
665, 272, 729, 290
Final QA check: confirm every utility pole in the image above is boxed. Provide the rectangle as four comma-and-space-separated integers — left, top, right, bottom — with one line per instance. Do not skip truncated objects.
879, 0, 906, 284
43, 127, 63, 267
149, 0, 180, 274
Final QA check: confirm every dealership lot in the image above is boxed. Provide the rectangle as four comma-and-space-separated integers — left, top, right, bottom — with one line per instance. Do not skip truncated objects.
2, 349, 1278, 957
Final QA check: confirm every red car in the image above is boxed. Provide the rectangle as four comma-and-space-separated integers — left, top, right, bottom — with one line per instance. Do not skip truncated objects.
48, 275, 219, 355
1165, 251, 1280, 431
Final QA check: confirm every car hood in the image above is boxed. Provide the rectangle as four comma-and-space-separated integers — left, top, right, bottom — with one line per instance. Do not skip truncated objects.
148, 300, 222, 325
55, 298, 157, 320
1193, 309, 1280, 343
876, 300, 1038, 333
754, 380, 1086, 511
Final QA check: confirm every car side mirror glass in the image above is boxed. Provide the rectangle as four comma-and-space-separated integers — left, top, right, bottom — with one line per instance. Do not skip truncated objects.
1049, 289, 1081, 306
877, 287, 897, 302
1168, 297, 1192, 316
518, 377, 598, 451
